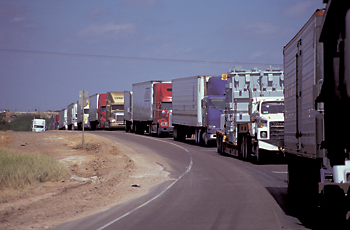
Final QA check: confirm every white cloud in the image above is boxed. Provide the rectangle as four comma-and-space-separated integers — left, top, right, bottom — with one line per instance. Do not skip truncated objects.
12, 17, 25, 22
88, 8, 110, 20
121, 0, 161, 7
77, 22, 137, 40
241, 20, 280, 37
250, 49, 268, 59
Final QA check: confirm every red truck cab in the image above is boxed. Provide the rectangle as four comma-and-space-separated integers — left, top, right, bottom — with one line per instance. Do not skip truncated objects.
153, 83, 173, 136
98, 93, 107, 129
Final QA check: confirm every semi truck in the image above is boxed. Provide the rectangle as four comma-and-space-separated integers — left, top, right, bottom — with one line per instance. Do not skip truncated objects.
89, 93, 107, 130
49, 114, 59, 130
124, 91, 133, 132
58, 108, 67, 130
216, 67, 284, 162
88, 93, 100, 130
284, 4, 350, 228
172, 75, 226, 146
77, 103, 89, 130
104, 91, 125, 130
31, 118, 46, 132
67, 102, 78, 130
125, 81, 173, 136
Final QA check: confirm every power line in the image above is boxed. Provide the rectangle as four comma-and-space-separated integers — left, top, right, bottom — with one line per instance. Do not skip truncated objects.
0, 48, 282, 66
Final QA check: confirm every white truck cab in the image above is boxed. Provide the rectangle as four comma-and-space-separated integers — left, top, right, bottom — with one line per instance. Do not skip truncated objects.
31, 118, 46, 132
250, 97, 284, 153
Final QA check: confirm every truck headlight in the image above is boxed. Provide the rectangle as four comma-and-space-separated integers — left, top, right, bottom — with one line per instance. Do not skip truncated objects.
208, 125, 216, 129
260, 131, 267, 138
259, 120, 268, 128
111, 119, 116, 123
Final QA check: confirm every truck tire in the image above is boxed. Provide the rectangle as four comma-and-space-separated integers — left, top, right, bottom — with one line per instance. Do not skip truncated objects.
241, 136, 248, 160
195, 128, 200, 145
217, 135, 222, 154
174, 125, 185, 141
157, 126, 162, 137
173, 125, 179, 141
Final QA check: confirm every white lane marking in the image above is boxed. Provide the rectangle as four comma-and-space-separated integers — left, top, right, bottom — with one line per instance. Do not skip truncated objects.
272, 171, 288, 174
96, 135, 193, 230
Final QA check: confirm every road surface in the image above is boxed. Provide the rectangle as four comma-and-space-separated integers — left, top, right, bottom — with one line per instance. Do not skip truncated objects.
53, 131, 310, 230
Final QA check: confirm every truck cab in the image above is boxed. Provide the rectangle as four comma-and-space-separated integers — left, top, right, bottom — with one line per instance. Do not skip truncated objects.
31, 118, 46, 132
105, 91, 125, 130
201, 95, 226, 143
152, 82, 173, 136
249, 97, 284, 155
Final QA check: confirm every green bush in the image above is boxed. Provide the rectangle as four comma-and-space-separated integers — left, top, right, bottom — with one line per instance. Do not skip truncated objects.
0, 114, 50, 131
0, 147, 70, 191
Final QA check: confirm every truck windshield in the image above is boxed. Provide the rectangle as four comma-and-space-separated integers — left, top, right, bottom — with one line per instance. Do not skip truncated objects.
84, 109, 89, 114
112, 105, 124, 111
208, 98, 225, 109
261, 101, 284, 114
101, 106, 106, 112
162, 102, 172, 110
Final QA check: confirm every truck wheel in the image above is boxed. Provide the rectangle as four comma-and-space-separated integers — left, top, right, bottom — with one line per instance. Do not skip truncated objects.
203, 132, 209, 147
195, 128, 200, 145
241, 136, 248, 160
217, 135, 222, 154
173, 126, 179, 141
157, 126, 162, 137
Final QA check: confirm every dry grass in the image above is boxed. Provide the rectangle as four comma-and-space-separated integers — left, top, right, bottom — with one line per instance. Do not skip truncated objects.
0, 147, 70, 198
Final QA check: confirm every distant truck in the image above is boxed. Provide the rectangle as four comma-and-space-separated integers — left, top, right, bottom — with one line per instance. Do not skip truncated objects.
284, 5, 350, 228
77, 103, 89, 130
216, 67, 284, 162
67, 103, 78, 130
104, 91, 125, 130
89, 93, 107, 130
31, 118, 46, 132
49, 114, 59, 130
124, 91, 133, 132
59, 109, 67, 130
125, 81, 173, 136
172, 75, 226, 146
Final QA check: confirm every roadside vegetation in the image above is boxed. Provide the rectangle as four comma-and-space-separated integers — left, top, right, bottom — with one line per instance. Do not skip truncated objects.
0, 113, 50, 131
0, 147, 70, 198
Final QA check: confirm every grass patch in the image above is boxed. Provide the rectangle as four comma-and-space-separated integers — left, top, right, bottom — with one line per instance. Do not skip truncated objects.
0, 147, 70, 193
0, 113, 50, 131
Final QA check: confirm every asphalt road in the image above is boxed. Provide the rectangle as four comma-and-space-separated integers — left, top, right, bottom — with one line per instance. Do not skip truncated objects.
54, 131, 310, 230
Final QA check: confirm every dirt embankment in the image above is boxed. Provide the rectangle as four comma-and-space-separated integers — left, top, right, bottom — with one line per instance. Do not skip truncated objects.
0, 131, 171, 230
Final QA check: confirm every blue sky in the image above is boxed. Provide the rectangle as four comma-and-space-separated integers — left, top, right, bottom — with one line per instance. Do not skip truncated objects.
0, 0, 325, 112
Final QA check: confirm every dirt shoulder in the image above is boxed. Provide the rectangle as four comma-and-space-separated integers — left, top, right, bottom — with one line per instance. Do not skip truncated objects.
0, 131, 171, 230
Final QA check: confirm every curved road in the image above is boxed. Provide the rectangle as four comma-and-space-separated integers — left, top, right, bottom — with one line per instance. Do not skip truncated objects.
54, 131, 309, 230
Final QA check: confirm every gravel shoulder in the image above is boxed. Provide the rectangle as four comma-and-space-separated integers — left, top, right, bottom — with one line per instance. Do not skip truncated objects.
0, 130, 171, 230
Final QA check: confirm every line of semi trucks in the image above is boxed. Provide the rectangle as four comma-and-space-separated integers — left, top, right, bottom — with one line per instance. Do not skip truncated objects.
49, 1, 350, 226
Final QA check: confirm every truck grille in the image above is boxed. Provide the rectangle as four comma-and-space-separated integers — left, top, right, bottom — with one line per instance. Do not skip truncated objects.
269, 121, 284, 147
116, 115, 124, 122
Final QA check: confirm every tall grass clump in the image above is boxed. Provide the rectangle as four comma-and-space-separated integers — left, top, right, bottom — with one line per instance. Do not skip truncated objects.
0, 147, 70, 192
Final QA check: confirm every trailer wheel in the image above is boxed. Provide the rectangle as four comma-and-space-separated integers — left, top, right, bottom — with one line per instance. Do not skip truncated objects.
241, 136, 248, 160
173, 126, 179, 141
217, 135, 223, 154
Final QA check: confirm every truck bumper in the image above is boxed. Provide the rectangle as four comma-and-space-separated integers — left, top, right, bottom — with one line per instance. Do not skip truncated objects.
258, 140, 280, 151
110, 123, 125, 128
208, 133, 216, 141
159, 126, 173, 133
